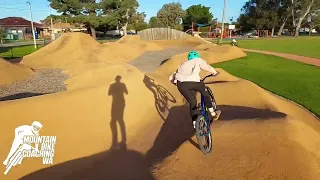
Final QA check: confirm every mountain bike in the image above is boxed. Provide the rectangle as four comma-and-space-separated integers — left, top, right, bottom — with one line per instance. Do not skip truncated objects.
4, 144, 35, 175
195, 73, 219, 154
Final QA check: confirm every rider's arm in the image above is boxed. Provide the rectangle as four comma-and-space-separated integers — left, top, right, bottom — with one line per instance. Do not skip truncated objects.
198, 58, 218, 75
169, 72, 178, 84
169, 72, 176, 81
15, 126, 24, 136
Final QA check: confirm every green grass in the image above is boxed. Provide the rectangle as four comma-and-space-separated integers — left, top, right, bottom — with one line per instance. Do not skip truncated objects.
213, 52, 320, 117
0, 45, 43, 59
211, 36, 320, 58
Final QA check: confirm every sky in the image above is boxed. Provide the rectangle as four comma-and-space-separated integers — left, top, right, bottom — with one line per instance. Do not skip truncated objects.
0, 0, 246, 24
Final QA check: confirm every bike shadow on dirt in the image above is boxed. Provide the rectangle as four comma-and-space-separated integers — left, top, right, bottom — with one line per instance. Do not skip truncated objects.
142, 75, 202, 153
143, 75, 176, 120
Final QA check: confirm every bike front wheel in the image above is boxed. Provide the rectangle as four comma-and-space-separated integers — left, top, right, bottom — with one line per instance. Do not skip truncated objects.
195, 115, 212, 154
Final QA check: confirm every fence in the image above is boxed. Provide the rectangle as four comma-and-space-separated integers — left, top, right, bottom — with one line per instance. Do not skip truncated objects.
0, 39, 52, 61
138, 27, 190, 40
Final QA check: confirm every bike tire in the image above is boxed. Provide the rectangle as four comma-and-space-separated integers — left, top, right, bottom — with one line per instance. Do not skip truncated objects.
4, 149, 22, 175
157, 85, 176, 103
206, 86, 217, 109
195, 115, 212, 154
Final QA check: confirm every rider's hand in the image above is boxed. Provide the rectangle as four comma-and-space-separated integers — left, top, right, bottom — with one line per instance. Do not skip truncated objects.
213, 71, 219, 76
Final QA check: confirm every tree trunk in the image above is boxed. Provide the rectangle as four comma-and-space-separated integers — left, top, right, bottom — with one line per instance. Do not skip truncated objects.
277, 17, 288, 36
294, 17, 304, 37
291, 0, 296, 28
122, 9, 129, 36
271, 27, 275, 37
90, 26, 96, 39
122, 22, 128, 36
293, 1, 314, 37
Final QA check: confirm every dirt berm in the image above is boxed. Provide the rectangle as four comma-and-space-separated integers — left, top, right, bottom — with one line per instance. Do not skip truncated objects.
0, 33, 319, 180
0, 58, 34, 85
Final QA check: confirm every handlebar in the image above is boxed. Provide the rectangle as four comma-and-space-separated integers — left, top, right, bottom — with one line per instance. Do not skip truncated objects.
201, 72, 219, 82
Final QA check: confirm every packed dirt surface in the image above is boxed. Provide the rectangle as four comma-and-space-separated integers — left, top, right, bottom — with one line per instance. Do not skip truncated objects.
0, 58, 34, 85
1, 32, 320, 180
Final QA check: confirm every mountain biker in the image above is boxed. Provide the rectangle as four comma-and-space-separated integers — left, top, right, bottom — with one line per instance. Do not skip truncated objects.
169, 51, 221, 129
3, 121, 43, 166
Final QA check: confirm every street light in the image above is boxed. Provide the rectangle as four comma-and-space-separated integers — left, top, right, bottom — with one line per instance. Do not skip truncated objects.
218, 0, 227, 44
27, 1, 37, 49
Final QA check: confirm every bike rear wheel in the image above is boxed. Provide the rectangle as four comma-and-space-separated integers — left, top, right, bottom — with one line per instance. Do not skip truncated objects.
195, 115, 212, 154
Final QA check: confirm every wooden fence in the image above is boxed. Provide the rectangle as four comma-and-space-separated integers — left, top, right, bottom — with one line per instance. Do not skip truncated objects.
138, 27, 190, 40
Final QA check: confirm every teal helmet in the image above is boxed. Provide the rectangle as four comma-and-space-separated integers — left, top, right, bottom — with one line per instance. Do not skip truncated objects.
187, 51, 200, 60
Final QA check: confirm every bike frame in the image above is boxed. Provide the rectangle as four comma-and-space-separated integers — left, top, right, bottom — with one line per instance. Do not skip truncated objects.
199, 93, 211, 135
198, 74, 216, 136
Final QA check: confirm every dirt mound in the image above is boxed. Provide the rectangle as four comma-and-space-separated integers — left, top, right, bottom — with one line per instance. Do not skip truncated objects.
116, 35, 142, 44
155, 45, 247, 76
21, 33, 163, 72
1, 68, 320, 180
151, 36, 205, 48
21, 32, 102, 70
195, 43, 218, 50
101, 40, 163, 63
0, 58, 34, 85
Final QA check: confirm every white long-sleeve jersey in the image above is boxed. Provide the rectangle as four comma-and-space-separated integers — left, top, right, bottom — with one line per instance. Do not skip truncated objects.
169, 58, 218, 83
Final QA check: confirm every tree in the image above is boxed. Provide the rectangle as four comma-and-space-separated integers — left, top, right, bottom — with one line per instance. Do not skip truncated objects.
156, 2, 186, 30
128, 12, 148, 32
305, 10, 320, 35
49, 0, 102, 39
238, 0, 271, 32
291, 0, 320, 37
277, 0, 292, 35
183, 4, 213, 26
101, 0, 139, 36
41, 14, 76, 25
264, 0, 282, 36
0, 28, 6, 44
148, 16, 160, 28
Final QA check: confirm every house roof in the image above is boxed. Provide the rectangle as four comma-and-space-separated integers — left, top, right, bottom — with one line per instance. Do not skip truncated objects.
0, 17, 43, 28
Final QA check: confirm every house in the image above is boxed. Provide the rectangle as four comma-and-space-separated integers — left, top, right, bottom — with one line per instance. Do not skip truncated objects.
0, 17, 45, 40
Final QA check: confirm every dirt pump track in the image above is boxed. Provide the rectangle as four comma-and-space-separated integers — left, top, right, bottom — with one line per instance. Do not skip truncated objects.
0, 33, 319, 180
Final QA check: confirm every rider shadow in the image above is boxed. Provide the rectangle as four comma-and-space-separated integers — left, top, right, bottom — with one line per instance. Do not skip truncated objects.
20, 145, 155, 180
108, 75, 128, 150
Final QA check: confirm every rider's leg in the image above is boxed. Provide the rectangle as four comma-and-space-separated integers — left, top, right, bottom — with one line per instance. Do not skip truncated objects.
192, 82, 220, 120
3, 138, 22, 165
177, 81, 198, 122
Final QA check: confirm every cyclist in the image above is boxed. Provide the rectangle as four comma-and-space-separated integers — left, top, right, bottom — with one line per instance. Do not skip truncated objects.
3, 121, 42, 166
169, 51, 221, 129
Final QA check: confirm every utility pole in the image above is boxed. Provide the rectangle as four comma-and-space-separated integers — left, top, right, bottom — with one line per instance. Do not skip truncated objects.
27, 1, 37, 49
218, 0, 227, 44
